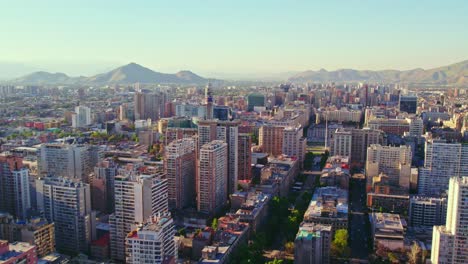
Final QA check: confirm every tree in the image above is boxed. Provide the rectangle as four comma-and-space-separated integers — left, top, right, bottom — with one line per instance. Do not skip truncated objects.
211, 218, 218, 230
407, 242, 423, 264
266, 259, 283, 264
177, 228, 186, 237
284, 241, 294, 254
319, 151, 329, 170
303, 152, 315, 170
331, 229, 350, 259
387, 252, 398, 263
250, 133, 259, 145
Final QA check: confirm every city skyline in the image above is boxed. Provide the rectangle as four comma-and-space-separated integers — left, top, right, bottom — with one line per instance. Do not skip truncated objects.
1, 0, 468, 78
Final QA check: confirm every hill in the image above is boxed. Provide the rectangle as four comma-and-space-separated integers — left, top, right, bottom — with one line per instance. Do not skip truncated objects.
288, 60, 468, 85
8, 63, 208, 85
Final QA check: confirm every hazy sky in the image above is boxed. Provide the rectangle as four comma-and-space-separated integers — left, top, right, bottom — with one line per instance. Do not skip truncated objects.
1, 0, 467, 77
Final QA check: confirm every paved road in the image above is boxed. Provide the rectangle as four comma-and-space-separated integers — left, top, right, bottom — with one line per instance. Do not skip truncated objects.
348, 177, 370, 260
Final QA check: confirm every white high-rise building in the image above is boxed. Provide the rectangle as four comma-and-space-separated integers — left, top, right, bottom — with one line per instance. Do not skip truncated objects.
0, 156, 31, 220
109, 171, 168, 261
294, 223, 332, 264
12, 169, 31, 220
72, 105, 92, 128
217, 121, 239, 195
366, 144, 412, 189
39, 143, 90, 182
35, 176, 92, 254
283, 126, 307, 164
409, 196, 446, 227
165, 138, 196, 210
418, 139, 468, 195
198, 120, 239, 195
197, 140, 228, 215
431, 177, 468, 264
125, 212, 177, 264
406, 116, 424, 137
331, 128, 352, 157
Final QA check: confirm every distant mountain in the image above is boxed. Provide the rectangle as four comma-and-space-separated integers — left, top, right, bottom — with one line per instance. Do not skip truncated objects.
289, 60, 468, 85
8, 63, 209, 85
85, 63, 206, 84
10, 71, 80, 85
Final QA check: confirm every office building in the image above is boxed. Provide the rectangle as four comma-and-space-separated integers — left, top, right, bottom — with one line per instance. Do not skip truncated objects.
164, 127, 198, 146
318, 108, 362, 123
259, 125, 284, 156
418, 139, 468, 195
197, 140, 228, 215
294, 223, 332, 264
406, 116, 424, 137
350, 128, 386, 164
431, 177, 468, 264
109, 171, 168, 261
36, 176, 92, 254
134, 90, 166, 121
10, 218, 55, 258
165, 138, 196, 210
0, 155, 31, 220
125, 213, 177, 264
332, 128, 386, 164
175, 104, 206, 118
399, 95, 418, 114
331, 129, 352, 157
282, 126, 307, 164
247, 93, 265, 111
237, 133, 252, 181
367, 118, 409, 136
217, 121, 239, 195
72, 105, 92, 128
369, 213, 405, 251
303, 187, 348, 232
205, 83, 214, 120
409, 196, 446, 227
198, 120, 239, 196
90, 160, 118, 213
213, 106, 230, 121
39, 143, 90, 182
366, 145, 412, 189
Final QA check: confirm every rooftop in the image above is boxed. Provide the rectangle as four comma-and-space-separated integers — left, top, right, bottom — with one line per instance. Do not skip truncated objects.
304, 187, 348, 219
295, 223, 332, 240
370, 212, 405, 231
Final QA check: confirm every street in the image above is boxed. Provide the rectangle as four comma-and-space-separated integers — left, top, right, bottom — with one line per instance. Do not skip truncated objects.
348, 176, 370, 260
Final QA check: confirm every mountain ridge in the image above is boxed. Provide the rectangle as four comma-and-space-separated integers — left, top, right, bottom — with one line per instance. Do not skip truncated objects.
8, 63, 208, 85
5, 60, 468, 85
289, 60, 468, 85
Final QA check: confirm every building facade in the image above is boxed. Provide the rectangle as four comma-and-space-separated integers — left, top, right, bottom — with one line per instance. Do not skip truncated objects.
237, 133, 252, 181
0, 155, 31, 220
72, 105, 92, 128
165, 138, 196, 210
109, 171, 168, 261
197, 140, 228, 215
409, 196, 446, 227
366, 145, 412, 189
35, 176, 92, 254
418, 139, 468, 195
259, 125, 284, 157
39, 143, 90, 182
431, 177, 468, 264
125, 213, 177, 264
294, 223, 332, 264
